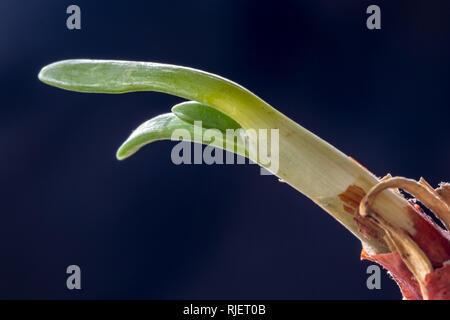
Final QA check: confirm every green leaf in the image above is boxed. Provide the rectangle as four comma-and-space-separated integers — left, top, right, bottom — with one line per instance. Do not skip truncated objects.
117, 104, 247, 160
171, 101, 242, 131
37, 59, 278, 131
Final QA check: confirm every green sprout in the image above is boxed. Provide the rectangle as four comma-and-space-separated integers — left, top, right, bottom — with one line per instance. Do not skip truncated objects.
39, 59, 450, 299
37, 59, 405, 252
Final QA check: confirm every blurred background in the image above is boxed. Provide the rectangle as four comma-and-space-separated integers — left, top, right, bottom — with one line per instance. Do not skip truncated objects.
0, 0, 449, 299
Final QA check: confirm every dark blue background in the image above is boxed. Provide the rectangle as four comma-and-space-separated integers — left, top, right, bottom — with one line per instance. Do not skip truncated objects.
1, 0, 449, 299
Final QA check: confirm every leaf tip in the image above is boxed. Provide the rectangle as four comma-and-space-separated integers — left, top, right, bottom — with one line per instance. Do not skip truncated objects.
37, 64, 51, 84
38, 60, 70, 88
116, 145, 131, 161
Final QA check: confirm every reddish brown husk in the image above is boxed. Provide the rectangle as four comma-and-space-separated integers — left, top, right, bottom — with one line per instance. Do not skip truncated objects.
425, 264, 450, 299
361, 202, 450, 300
406, 203, 450, 267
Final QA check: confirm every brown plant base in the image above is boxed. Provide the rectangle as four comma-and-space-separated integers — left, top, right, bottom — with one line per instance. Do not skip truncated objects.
359, 177, 450, 300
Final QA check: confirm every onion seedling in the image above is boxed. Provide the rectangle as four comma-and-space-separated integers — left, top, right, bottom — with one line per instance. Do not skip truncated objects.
39, 59, 450, 299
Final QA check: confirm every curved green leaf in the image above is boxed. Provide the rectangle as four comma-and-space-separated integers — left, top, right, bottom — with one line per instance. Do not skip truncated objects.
117, 106, 247, 160
37, 59, 273, 130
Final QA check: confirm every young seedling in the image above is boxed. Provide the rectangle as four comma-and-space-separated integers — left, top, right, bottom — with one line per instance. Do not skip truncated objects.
38, 59, 450, 299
